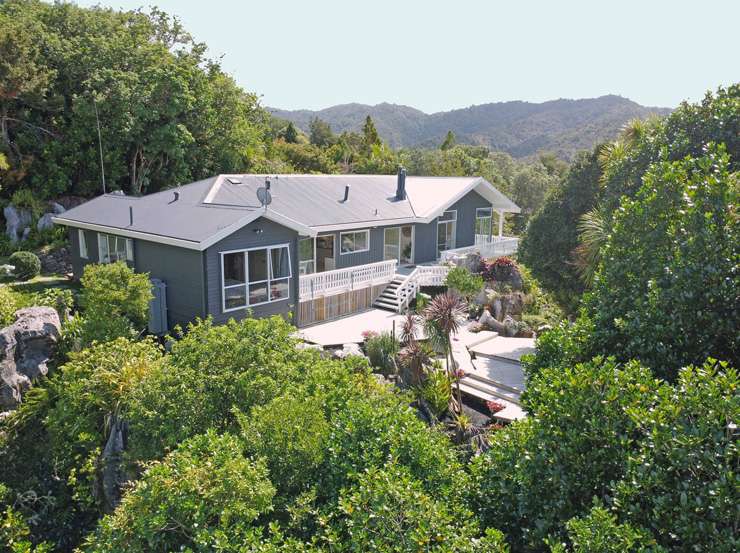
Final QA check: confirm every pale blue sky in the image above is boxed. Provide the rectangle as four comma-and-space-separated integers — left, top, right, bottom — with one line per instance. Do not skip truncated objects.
75, 0, 738, 112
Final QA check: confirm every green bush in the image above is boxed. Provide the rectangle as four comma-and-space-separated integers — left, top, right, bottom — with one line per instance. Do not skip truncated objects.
9, 251, 41, 280
10, 189, 45, 219
444, 266, 484, 300
83, 431, 276, 552
0, 286, 20, 326
80, 262, 152, 329
364, 331, 399, 375
417, 364, 451, 417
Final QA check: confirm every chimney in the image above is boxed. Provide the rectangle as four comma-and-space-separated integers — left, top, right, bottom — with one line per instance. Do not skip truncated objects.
129, 206, 134, 226
396, 167, 406, 200
342, 184, 350, 202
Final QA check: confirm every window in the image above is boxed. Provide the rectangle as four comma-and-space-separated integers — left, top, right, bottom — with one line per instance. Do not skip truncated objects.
437, 210, 456, 254
221, 244, 292, 312
97, 233, 133, 264
475, 207, 492, 240
78, 229, 88, 259
298, 237, 315, 275
340, 230, 369, 255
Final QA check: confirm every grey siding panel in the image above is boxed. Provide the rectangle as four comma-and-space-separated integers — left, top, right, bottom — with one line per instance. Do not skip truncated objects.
414, 190, 491, 262
205, 217, 299, 325
134, 241, 205, 328
69, 227, 100, 277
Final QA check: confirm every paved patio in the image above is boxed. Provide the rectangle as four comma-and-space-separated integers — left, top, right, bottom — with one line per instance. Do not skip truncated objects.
296, 308, 411, 347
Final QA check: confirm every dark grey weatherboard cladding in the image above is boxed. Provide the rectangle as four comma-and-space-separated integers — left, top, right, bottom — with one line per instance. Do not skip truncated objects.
204, 217, 299, 325
68, 227, 206, 328
414, 189, 491, 263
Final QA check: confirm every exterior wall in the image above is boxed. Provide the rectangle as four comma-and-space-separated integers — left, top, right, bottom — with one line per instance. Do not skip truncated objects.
67, 227, 205, 329
204, 217, 299, 325
414, 189, 491, 263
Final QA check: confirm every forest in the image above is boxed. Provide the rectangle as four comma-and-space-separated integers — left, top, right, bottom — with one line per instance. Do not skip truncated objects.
0, 1, 737, 552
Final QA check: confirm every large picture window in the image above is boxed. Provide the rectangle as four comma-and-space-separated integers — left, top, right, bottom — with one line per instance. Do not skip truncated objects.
340, 230, 369, 255
98, 233, 133, 264
437, 210, 457, 254
298, 237, 315, 275
221, 244, 292, 312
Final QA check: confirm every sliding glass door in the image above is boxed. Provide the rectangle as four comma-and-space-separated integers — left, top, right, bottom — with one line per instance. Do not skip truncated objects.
384, 225, 413, 264
437, 210, 457, 254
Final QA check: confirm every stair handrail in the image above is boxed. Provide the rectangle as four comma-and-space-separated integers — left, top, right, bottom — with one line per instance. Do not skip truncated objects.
392, 264, 450, 312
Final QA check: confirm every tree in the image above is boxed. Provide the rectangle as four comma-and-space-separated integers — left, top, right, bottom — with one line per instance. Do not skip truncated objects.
282, 121, 299, 143
587, 145, 738, 379
440, 130, 456, 150
80, 262, 153, 329
309, 117, 336, 147
361, 115, 381, 151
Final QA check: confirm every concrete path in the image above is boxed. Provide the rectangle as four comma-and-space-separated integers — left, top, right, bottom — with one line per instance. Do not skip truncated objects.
469, 336, 535, 361
296, 308, 409, 347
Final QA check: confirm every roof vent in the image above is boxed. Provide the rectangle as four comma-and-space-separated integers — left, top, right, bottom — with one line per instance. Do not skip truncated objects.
395, 166, 406, 201
226, 177, 242, 185
171, 191, 180, 203
341, 184, 350, 202
265, 178, 271, 191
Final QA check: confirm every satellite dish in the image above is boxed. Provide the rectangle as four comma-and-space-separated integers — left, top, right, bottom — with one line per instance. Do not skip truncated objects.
256, 187, 272, 206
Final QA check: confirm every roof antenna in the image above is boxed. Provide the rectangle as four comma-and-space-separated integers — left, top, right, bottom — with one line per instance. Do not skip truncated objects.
93, 97, 106, 194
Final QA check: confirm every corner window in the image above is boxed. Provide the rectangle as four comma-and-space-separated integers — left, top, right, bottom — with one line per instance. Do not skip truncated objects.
437, 210, 457, 254
78, 229, 88, 259
221, 244, 292, 312
340, 230, 369, 255
476, 207, 492, 239
298, 237, 315, 275
97, 233, 133, 264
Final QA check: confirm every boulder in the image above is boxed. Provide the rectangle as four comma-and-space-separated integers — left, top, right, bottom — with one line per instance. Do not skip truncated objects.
37, 213, 55, 231
0, 307, 61, 411
4, 205, 33, 243
21, 227, 31, 241
333, 342, 366, 360
38, 247, 72, 275
50, 202, 66, 215
98, 414, 129, 513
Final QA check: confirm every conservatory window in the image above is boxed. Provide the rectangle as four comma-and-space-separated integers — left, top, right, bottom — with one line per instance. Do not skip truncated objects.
221, 244, 292, 312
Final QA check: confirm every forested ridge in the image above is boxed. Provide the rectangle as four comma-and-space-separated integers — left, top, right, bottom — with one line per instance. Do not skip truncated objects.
0, 2, 737, 552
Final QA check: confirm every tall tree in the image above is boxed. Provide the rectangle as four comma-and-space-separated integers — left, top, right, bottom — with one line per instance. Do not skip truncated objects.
282, 121, 299, 143
440, 130, 456, 150
362, 115, 381, 151
309, 117, 336, 147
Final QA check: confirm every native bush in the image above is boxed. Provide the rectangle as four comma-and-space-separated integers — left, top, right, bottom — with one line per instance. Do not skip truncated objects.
470, 357, 664, 551
79, 262, 152, 329
9, 251, 41, 281
613, 360, 738, 552
332, 463, 508, 553
83, 431, 276, 553
480, 256, 517, 283
417, 364, 452, 418
444, 266, 484, 301
363, 331, 399, 375
0, 286, 20, 326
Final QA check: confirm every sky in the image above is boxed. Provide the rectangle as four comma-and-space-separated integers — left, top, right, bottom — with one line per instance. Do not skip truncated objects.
75, 0, 739, 113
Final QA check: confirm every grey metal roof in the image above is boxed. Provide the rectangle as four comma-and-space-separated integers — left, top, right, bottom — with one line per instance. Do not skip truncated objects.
54, 173, 520, 249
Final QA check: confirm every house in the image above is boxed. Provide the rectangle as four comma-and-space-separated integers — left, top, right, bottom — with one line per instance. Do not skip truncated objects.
52, 170, 520, 330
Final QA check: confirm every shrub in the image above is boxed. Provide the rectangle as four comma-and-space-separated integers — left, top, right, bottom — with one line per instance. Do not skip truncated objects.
83, 431, 276, 552
10, 189, 45, 219
444, 266, 484, 301
334, 463, 507, 553
0, 286, 20, 326
80, 262, 152, 329
480, 256, 517, 282
363, 331, 399, 375
417, 364, 451, 417
9, 251, 41, 280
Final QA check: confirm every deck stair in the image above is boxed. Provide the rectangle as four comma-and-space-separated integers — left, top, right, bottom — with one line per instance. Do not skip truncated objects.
459, 372, 522, 406
373, 276, 405, 311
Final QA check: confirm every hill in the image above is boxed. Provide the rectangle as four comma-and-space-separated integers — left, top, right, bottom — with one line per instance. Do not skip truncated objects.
270, 95, 672, 159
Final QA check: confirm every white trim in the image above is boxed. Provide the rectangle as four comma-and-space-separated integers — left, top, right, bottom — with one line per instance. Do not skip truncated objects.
78, 229, 88, 259
53, 217, 202, 250
220, 243, 292, 313
310, 217, 419, 233
339, 229, 370, 255
436, 210, 457, 254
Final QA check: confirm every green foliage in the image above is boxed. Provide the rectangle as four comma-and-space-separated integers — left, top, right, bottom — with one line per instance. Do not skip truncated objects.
80, 262, 152, 329
521, 313, 595, 379
9, 190, 44, 219
333, 463, 507, 553
417, 365, 452, 418
613, 360, 738, 552
309, 117, 336, 148
83, 431, 276, 553
548, 504, 664, 553
0, 483, 52, 553
440, 130, 456, 150
444, 266, 484, 301
363, 331, 399, 375
0, 0, 270, 197
471, 357, 663, 551
587, 145, 738, 379
518, 149, 602, 312
8, 251, 40, 281
0, 287, 19, 326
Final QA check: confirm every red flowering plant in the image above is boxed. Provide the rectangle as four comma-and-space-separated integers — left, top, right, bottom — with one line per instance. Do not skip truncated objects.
486, 399, 506, 414
361, 330, 378, 341
480, 256, 517, 283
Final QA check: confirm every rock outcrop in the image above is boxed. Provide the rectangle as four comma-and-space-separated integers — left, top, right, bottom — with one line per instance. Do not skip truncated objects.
4, 206, 33, 244
0, 307, 61, 411
38, 247, 72, 275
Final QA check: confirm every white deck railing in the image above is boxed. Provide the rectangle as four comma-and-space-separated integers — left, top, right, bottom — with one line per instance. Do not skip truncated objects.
393, 265, 450, 312
299, 259, 397, 301
440, 236, 519, 261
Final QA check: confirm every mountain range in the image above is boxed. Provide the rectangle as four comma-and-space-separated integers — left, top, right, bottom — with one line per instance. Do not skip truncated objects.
270, 95, 672, 160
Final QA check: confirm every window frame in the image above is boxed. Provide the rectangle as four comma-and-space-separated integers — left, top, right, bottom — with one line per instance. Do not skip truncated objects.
298, 236, 316, 275
97, 233, 134, 264
78, 229, 88, 259
475, 207, 493, 238
339, 229, 370, 255
220, 243, 292, 313
437, 210, 457, 254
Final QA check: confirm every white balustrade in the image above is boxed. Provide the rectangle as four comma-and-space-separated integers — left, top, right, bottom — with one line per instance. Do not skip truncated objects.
299, 259, 397, 300
441, 236, 518, 261
392, 264, 450, 312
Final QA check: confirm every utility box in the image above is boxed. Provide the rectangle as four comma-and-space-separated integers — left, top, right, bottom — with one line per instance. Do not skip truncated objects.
148, 278, 168, 335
